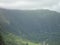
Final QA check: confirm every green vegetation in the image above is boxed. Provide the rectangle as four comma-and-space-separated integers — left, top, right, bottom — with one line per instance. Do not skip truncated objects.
1, 32, 40, 45
0, 8, 60, 45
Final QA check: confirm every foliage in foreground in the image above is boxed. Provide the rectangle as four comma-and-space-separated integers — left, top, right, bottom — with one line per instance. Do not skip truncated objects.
1, 32, 40, 45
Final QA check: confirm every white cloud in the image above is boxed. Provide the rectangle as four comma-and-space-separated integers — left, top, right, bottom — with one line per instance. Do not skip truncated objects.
0, 0, 60, 12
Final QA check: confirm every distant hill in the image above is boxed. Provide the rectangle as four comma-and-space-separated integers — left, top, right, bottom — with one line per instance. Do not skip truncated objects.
0, 8, 60, 45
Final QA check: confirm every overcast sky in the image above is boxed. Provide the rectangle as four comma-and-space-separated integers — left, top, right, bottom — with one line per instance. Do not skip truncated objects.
0, 0, 60, 12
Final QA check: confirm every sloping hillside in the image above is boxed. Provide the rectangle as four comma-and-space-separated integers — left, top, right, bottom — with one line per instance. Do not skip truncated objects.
0, 8, 60, 45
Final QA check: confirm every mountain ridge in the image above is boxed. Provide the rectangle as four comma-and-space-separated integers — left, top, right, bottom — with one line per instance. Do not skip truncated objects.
0, 8, 60, 45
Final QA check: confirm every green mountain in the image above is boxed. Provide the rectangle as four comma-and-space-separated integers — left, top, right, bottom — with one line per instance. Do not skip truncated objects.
0, 8, 60, 45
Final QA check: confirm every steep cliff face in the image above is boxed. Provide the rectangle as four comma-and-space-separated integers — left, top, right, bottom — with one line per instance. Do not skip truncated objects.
0, 8, 60, 45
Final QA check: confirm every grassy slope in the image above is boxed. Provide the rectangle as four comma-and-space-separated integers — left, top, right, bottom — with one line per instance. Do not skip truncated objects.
1, 32, 41, 45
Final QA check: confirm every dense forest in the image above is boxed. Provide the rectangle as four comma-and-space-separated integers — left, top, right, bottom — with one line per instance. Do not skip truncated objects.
0, 8, 60, 45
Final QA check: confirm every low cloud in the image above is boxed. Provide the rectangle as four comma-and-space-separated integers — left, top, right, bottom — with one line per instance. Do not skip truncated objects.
0, 0, 60, 12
